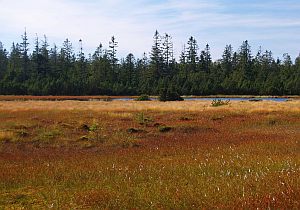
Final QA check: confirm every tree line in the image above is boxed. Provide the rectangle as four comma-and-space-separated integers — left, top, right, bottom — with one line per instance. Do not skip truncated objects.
0, 30, 299, 96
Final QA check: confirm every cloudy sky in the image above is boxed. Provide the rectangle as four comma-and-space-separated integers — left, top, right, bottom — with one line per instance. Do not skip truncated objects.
0, 0, 299, 60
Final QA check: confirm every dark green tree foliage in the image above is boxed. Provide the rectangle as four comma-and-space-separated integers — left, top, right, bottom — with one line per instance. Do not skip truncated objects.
0, 42, 8, 81
186, 36, 198, 72
4, 43, 25, 94
162, 33, 174, 78
20, 30, 30, 82
159, 80, 183, 101
0, 30, 299, 96
149, 30, 163, 82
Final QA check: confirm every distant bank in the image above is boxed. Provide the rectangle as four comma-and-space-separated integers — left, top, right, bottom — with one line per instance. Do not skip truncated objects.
0, 95, 299, 102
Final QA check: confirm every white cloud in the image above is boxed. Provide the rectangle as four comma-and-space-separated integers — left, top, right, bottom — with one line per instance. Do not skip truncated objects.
0, 0, 299, 59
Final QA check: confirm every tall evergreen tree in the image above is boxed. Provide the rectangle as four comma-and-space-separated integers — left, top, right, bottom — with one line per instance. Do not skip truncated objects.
162, 33, 174, 78
199, 44, 212, 72
108, 36, 118, 67
20, 30, 30, 81
221, 45, 233, 76
150, 30, 163, 80
0, 42, 8, 81
186, 36, 198, 72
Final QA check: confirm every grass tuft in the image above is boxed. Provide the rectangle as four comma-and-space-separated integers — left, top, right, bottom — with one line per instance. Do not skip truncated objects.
158, 126, 172, 132
211, 99, 230, 107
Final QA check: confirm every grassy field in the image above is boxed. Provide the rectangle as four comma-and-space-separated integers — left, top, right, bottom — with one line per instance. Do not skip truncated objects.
0, 100, 299, 209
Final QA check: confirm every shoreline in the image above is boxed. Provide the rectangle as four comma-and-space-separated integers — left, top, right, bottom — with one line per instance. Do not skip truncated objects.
0, 95, 299, 101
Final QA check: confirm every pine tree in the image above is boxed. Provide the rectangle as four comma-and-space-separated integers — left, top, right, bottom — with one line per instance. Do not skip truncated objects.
125, 53, 136, 87
108, 36, 118, 67
150, 30, 163, 80
204, 44, 212, 72
281, 53, 294, 94
5, 43, 25, 94
179, 45, 186, 64
93, 43, 103, 60
20, 30, 30, 81
162, 33, 174, 77
0, 42, 8, 81
199, 44, 212, 72
236, 40, 253, 93
186, 36, 198, 72
74, 39, 88, 95
221, 45, 233, 76
41, 35, 50, 76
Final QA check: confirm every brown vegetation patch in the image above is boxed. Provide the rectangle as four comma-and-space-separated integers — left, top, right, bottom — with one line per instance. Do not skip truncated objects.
0, 101, 299, 209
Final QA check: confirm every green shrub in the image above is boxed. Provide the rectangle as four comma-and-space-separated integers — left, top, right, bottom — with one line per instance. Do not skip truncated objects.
158, 126, 172, 132
89, 122, 98, 132
103, 97, 113, 102
16, 129, 29, 137
159, 89, 183, 102
211, 99, 230, 107
135, 95, 151, 101
127, 128, 144, 133
88, 121, 104, 142
135, 113, 153, 126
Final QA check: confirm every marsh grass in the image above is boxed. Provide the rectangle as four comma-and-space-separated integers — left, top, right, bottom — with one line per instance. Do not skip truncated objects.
158, 126, 172, 133
0, 131, 15, 142
35, 128, 62, 143
0, 102, 299, 209
211, 99, 231, 107
175, 124, 214, 134
135, 112, 153, 126
1, 100, 299, 113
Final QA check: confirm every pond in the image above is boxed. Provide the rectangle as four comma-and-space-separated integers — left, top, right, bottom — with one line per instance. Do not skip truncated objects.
110, 97, 289, 102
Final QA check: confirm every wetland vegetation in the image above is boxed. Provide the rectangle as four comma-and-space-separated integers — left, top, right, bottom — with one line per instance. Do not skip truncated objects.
0, 100, 299, 209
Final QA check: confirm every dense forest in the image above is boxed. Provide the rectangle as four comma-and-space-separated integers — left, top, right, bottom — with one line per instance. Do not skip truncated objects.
0, 30, 299, 96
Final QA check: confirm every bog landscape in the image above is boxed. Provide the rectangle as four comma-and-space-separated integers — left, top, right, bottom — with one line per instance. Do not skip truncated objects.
1, 0, 300, 208
0, 98, 299, 209
0, 32, 299, 208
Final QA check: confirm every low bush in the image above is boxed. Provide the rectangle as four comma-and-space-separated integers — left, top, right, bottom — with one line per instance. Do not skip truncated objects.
135, 113, 153, 126
127, 128, 144, 134
135, 95, 151, 101
159, 89, 183, 102
211, 99, 230, 107
158, 126, 172, 132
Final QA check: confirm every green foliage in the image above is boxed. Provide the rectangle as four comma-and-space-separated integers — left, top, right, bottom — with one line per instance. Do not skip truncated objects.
211, 99, 230, 107
159, 86, 184, 102
0, 31, 299, 96
16, 129, 29, 137
37, 129, 61, 142
135, 94, 151, 101
158, 126, 172, 132
135, 112, 153, 126
127, 128, 142, 133
88, 121, 104, 142
89, 122, 99, 132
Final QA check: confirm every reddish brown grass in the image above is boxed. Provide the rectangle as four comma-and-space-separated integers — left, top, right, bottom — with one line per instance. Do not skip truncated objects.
0, 101, 299, 209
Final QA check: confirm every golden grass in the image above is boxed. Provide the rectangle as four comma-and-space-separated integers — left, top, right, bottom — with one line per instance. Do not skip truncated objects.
0, 131, 14, 142
0, 101, 299, 209
0, 100, 299, 113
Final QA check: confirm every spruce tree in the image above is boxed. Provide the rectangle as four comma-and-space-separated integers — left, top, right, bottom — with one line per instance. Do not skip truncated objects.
186, 36, 198, 72
0, 42, 8, 81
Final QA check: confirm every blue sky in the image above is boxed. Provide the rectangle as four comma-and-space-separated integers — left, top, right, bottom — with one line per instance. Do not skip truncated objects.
0, 0, 299, 60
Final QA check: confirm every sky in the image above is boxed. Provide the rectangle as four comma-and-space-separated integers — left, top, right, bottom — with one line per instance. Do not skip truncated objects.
0, 0, 299, 61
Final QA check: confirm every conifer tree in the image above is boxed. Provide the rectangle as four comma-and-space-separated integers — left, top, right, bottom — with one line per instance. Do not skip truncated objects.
20, 30, 30, 81
186, 36, 198, 72
150, 30, 163, 79
0, 42, 8, 81
162, 33, 174, 77
108, 36, 118, 67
